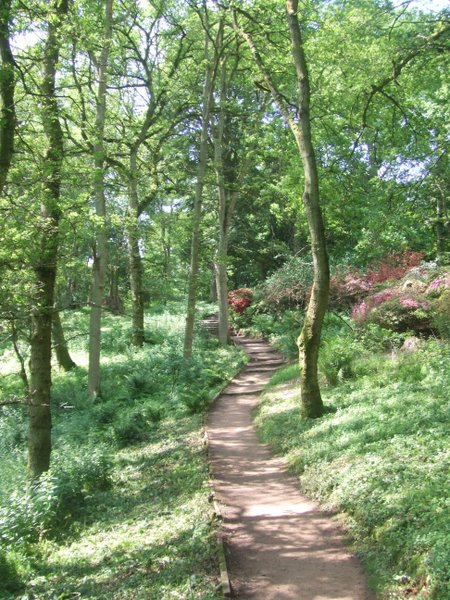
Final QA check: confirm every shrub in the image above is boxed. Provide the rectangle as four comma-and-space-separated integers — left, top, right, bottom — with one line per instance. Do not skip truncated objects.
353, 292, 431, 334
125, 371, 157, 399
179, 386, 210, 414
349, 268, 450, 336
228, 288, 253, 314
431, 289, 450, 339
329, 267, 373, 310
364, 250, 424, 285
0, 445, 112, 546
319, 336, 363, 386
351, 266, 450, 338
113, 407, 159, 447
329, 251, 425, 311
0, 550, 22, 594
256, 256, 312, 311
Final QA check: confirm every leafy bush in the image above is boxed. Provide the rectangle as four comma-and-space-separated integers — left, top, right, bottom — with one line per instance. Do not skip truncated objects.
0, 550, 22, 594
354, 323, 405, 353
113, 406, 161, 447
179, 386, 210, 414
319, 335, 363, 386
0, 445, 112, 546
431, 289, 450, 340
364, 250, 424, 284
256, 256, 312, 311
351, 268, 450, 337
125, 371, 158, 399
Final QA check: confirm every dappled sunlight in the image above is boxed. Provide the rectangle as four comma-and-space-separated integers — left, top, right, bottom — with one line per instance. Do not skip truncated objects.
207, 338, 372, 599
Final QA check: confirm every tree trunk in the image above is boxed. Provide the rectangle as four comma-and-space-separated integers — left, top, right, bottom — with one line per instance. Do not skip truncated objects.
11, 320, 29, 391
29, 0, 69, 479
287, 0, 329, 418
88, 0, 113, 398
0, 0, 15, 195
210, 261, 218, 303
52, 309, 77, 371
234, 1, 329, 418
216, 233, 230, 344
184, 21, 223, 358
105, 266, 122, 315
212, 58, 230, 345
128, 149, 144, 346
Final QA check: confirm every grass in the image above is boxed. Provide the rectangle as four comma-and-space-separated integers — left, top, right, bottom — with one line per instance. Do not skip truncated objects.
255, 339, 450, 599
11, 415, 221, 599
0, 303, 246, 599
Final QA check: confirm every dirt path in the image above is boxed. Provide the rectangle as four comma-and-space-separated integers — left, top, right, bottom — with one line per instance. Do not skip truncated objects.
207, 335, 374, 600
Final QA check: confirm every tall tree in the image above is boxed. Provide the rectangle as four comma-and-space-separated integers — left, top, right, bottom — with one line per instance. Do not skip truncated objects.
113, 4, 188, 346
211, 52, 266, 344
233, 0, 329, 417
88, 0, 114, 398
183, 10, 223, 358
28, 0, 69, 479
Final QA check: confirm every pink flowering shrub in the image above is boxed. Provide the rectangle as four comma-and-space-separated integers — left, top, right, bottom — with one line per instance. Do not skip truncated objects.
365, 251, 424, 284
399, 298, 429, 310
228, 288, 253, 314
427, 274, 450, 294
329, 268, 373, 309
352, 288, 431, 333
329, 251, 424, 311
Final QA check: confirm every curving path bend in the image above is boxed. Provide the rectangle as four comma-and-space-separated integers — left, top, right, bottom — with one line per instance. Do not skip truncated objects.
207, 335, 374, 600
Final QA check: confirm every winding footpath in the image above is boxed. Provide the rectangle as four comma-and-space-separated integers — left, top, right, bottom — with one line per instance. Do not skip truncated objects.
207, 334, 374, 600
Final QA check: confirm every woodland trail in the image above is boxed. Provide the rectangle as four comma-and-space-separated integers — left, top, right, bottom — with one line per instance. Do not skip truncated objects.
207, 334, 375, 600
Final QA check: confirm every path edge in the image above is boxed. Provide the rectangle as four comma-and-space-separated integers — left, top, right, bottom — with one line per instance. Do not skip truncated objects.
202, 341, 249, 598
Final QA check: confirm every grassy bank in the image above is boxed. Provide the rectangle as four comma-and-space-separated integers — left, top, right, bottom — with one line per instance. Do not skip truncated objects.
0, 304, 246, 599
255, 337, 449, 599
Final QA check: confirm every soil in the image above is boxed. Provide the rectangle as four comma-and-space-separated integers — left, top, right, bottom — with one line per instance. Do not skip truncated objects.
207, 335, 375, 600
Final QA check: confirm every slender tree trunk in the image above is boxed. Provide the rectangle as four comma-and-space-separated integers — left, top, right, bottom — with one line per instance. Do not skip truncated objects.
212, 57, 264, 345
88, 0, 113, 398
234, 1, 329, 417
436, 195, 445, 263
11, 320, 28, 391
0, 0, 15, 195
212, 58, 230, 345
287, 0, 329, 418
216, 232, 230, 344
127, 149, 144, 346
106, 266, 122, 315
28, 0, 68, 479
210, 261, 218, 303
184, 22, 222, 358
52, 309, 76, 371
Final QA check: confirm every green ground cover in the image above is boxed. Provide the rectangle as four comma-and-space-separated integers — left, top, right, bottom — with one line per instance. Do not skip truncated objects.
256, 334, 449, 599
0, 304, 246, 599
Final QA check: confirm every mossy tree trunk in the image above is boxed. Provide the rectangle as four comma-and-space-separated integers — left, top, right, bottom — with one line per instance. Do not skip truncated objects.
28, 0, 69, 479
0, 0, 15, 195
52, 309, 77, 371
287, 0, 329, 418
234, 0, 329, 418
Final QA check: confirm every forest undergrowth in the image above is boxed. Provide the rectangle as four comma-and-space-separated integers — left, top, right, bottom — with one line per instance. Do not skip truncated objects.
0, 303, 246, 599
254, 315, 449, 600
